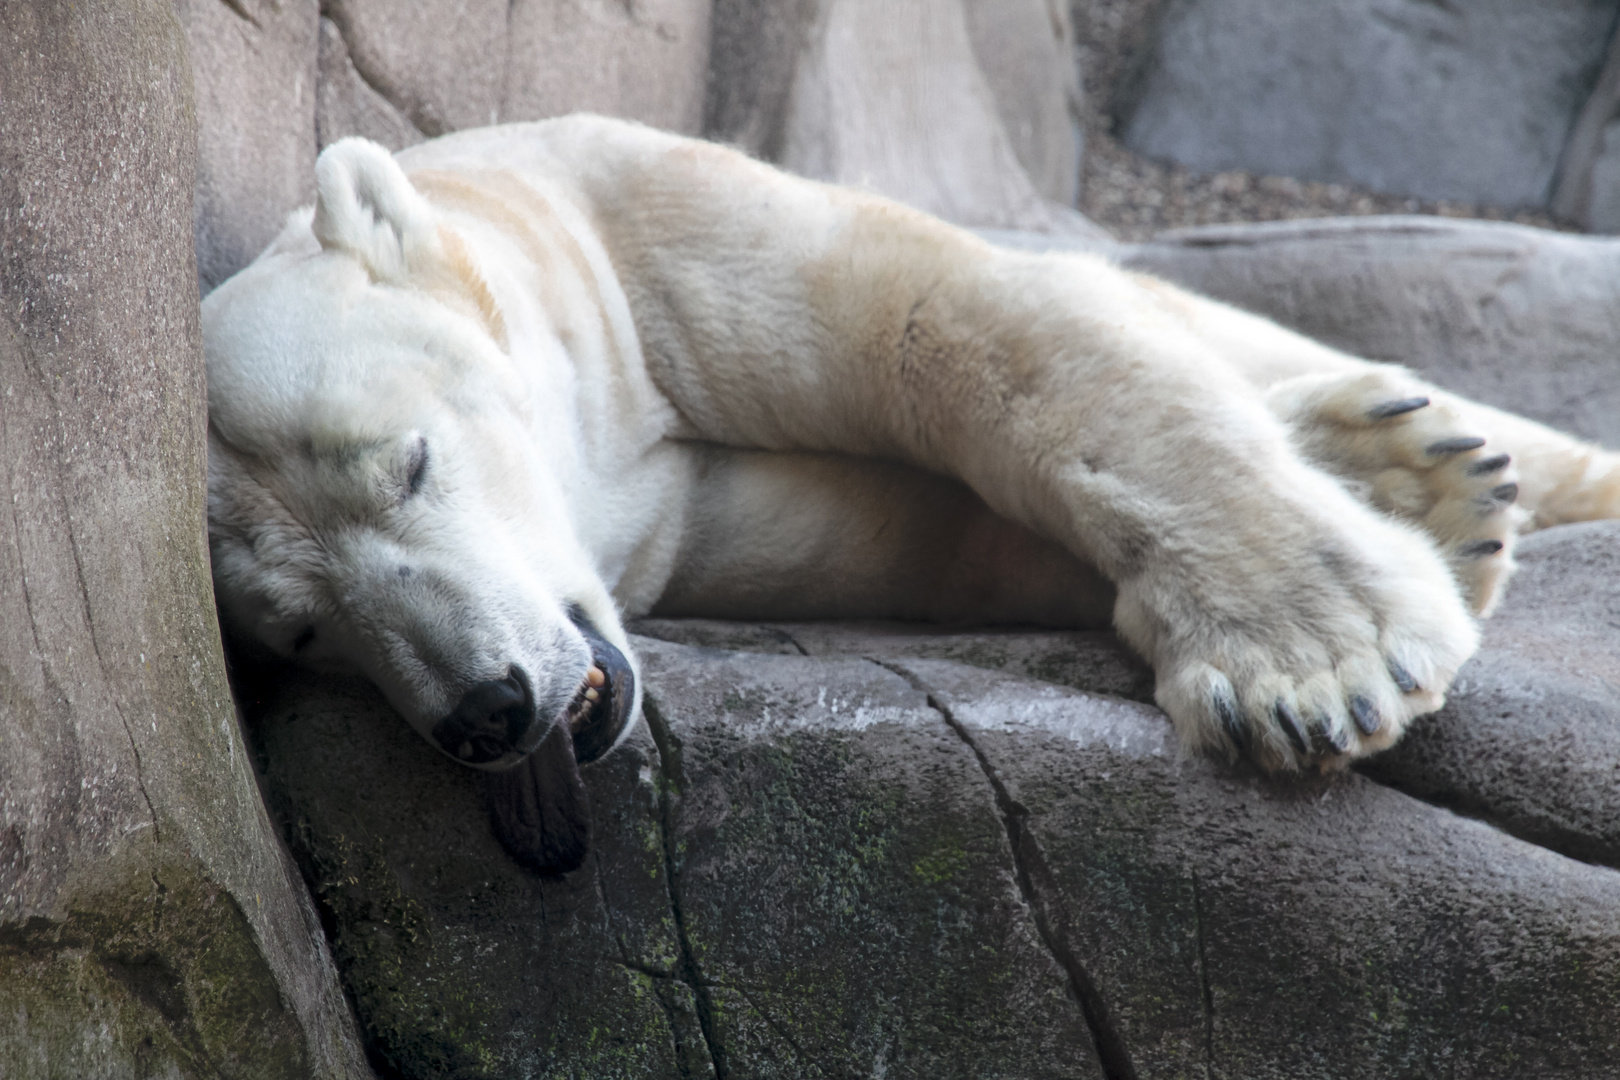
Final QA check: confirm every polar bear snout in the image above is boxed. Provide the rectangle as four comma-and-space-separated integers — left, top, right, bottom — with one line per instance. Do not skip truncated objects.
431, 668, 541, 765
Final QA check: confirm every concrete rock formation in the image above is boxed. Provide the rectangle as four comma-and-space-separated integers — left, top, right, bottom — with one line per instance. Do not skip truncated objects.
0, 2, 370, 1075
992, 216, 1620, 448
243, 516, 1620, 1077
184, 0, 1100, 291
1118, 0, 1620, 212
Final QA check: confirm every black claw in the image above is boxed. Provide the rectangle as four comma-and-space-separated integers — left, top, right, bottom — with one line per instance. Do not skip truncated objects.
1467, 453, 1511, 476
1366, 396, 1430, 420
1349, 695, 1382, 736
1386, 658, 1419, 693
1459, 538, 1505, 558
1316, 716, 1350, 754
1426, 436, 1487, 456
1490, 482, 1519, 504
1213, 691, 1247, 752
1275, 701, 1310, 755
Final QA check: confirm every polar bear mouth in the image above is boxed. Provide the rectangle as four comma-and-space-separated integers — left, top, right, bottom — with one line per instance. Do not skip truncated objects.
477, 608, 636, 876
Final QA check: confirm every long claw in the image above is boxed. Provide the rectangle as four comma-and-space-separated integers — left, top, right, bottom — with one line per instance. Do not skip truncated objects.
1349, 695, 1382, 736
1213, 691, 1247, 753
1366, 396, 1430, 420
1426, 436, 1487, 456
1459, 538, 1505, 558
1467, 453, 1511, 475
1275, 701, 1310, 755
1386, 658, 1419, 694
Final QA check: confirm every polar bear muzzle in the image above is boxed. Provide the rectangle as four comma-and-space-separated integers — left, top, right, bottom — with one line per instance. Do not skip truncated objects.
474, 607, 636, 875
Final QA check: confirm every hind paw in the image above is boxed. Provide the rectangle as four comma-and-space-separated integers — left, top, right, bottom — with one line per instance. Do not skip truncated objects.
1266, 368, 1525, 615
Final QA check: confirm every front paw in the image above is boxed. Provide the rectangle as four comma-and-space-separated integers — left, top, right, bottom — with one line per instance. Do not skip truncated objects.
1113, 489, 1480, 770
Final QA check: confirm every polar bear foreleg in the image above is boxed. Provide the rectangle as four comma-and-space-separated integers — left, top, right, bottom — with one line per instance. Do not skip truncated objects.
557, 119, 1482, 768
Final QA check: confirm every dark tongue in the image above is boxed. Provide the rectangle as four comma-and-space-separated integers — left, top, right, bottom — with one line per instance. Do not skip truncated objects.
485, 718, 591, 874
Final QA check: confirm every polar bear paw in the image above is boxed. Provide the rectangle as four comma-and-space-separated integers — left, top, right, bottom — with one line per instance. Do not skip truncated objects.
1265, 368, 1525, 616
1112, 453, 1482, 772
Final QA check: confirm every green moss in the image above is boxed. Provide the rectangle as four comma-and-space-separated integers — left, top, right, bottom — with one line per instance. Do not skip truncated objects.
0, 857, 308, 1079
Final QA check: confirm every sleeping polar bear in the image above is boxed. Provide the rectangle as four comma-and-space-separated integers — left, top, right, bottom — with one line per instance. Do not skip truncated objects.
205, 115, 1620, 871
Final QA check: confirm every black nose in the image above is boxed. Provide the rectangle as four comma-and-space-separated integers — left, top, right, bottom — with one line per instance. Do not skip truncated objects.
431, 669, 538, 764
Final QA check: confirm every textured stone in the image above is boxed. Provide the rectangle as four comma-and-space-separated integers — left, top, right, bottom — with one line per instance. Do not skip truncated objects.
503, 0, 712, 137
1363, 521, 1620, 867
320, 0, 509, 138
708, 0, 1100, 234
1119, 0, 1620, 209
249, 641, 1106, 1078
1117, 217, 1620, 446
0, 2, 367, 1075
320, 0, 711, 141
247, 670, 699, 1080
314, 15, 426, 153
177, 0, 319, 292
900, 657, 1620, 1079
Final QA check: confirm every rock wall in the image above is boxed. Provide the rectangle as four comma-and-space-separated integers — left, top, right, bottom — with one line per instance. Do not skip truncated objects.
0, 2, 370, 1076
182, 0, 1096, 292
1093, 0, 1620, 233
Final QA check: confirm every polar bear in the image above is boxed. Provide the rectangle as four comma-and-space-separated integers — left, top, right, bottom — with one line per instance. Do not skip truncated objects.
205, 115, 1620, 870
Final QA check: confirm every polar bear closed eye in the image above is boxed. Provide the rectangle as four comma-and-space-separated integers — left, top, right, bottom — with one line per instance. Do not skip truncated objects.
205, 116, 1620, 871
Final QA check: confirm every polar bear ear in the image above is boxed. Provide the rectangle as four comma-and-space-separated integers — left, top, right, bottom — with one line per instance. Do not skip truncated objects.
311, 137, 437, 283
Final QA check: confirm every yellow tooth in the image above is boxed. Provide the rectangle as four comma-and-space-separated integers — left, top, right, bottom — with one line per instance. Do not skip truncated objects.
586, 665, 606, 688
584, 688, 600, 702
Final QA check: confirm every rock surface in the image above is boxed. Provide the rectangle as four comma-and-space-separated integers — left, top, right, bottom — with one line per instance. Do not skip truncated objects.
707, 0, 1093, 232
1118, 0, 1620, 210
249, 651, 1104, 1079
178, 0, 319, 293
993, 216, 1620, 447
185, 0, 1101, 290
1363, 521, 1620, 867
0, 2, 369, 1076
242, 518, 1620, 1078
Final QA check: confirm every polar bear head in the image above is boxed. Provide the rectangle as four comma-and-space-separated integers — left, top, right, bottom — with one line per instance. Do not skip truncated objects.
204, 139, 637, 836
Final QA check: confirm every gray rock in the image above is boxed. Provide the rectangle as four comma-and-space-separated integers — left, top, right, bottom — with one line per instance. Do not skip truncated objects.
708, 0, 1102, 235
320, 0, 510, 138
177, 0, 319, 292
1549, 27, 1620, 228
1118, 217, 1620, 446
1119, 0, 1619, 209
502, 0, 713, 137
899, 657, 1620, 1079
249, 671, 703, 1080
251, 644, 1106, 1078
253, 617, 1620, 1076
315, 16, 426, 153
1363, 521, 1620, 867
320, 0, 712, 140
1587, 118, 1620, 232
0, 2, 367, 1075
632, 617, 1156, 703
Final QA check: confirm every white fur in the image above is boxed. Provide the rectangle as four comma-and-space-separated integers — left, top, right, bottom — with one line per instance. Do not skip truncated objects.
205, 116, 1620, 771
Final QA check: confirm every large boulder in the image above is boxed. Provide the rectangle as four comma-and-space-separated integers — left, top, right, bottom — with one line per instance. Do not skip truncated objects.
0, 2, 368, 1075
707, 0, 1093, 232
243, 515, 1620, 1077
990, 216, 1620, 447
177, 0, 319, 292
1116, 0, 1620, 210
184, 0, 1102, 290
1121, 217, 1620, 446
1364, 521, 1620, 866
